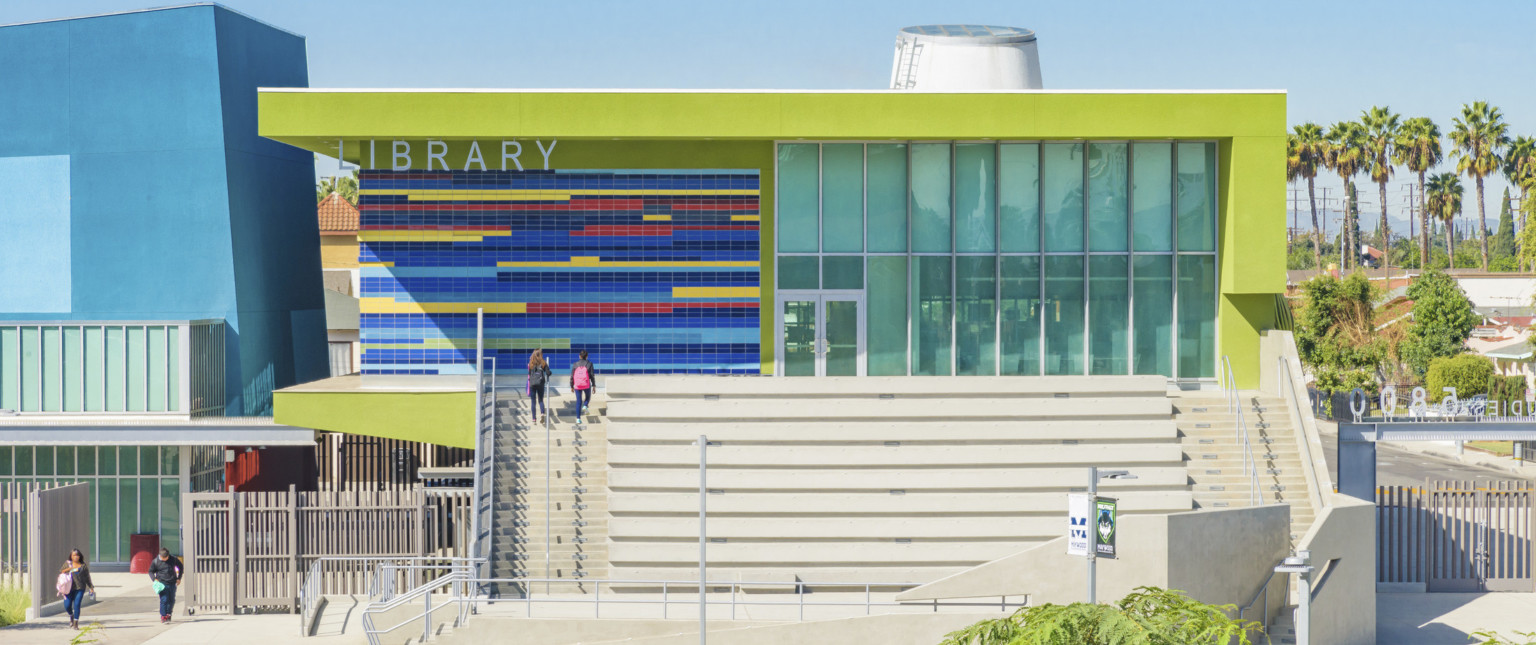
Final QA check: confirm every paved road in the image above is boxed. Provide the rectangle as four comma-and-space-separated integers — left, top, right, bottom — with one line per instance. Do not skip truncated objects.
1318, 433, 1536, 487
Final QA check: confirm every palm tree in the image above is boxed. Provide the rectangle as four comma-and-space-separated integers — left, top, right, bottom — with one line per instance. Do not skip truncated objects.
1288, 123, 1329, 271
1394, 117, 1443, 269
1507, 136, 1536, 269
317, 173, 360, 205
1361, 107, 1401, 254
1427, 172, 1463, 265
1450, 101, 1511, 270
1325, 121, 1368, 269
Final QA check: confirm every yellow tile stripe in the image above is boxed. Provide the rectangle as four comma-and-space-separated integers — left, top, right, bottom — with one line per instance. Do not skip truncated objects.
361, 261, 394, 267
730, 215, 760, 221
361, 299, 527, 314
497, 260, 760, 268
360, 189, 759, 198
672, 287, 759, 298
643, 215, 672, 221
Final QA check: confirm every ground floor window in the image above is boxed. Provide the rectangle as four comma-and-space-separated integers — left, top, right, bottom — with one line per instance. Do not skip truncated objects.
775, 141, 1219, 379
0, 445, 182, 564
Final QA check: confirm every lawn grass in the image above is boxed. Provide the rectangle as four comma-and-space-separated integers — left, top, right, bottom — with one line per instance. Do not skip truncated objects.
0, 584, 30, 627
1467, 441, 1516, 457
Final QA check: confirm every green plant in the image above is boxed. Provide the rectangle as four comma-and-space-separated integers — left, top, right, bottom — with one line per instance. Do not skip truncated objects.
1325, 121, 1368, 269
1426, 354, 1496, 400
1473, 629, 1536, 645
1427, 173, 1464, 263
1400, 270, 1477, 377
1362, 106, 1401, 251
0, 585, 29, 627
1289, 122, 1329, 271
1489, 375, 1528, 409
1396, 117, 1443, 268
1296, 272, 1384, 395
939, 586, 1257, 645
1451, 101, 1512, 270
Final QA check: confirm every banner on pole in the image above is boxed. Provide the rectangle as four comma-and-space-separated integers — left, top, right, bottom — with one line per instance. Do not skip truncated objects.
1067, 493, 1091, 556
1095, 497, 1117, 559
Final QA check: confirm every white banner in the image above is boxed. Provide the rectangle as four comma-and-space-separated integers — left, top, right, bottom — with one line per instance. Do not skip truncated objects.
1067, 493, 1091, 556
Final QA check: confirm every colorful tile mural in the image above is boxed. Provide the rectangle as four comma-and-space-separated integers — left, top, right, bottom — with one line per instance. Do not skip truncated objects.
357, 169, 761, 375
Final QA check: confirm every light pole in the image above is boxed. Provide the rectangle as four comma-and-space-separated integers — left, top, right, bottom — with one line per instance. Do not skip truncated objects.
1274, 551, 1314, 645
1085, 466, 1136, 604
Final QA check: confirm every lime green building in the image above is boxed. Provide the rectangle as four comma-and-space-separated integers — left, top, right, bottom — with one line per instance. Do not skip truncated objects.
261, 90, 1286, 445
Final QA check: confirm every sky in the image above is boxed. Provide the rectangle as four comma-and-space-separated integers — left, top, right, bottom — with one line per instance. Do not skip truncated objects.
7, 0, 1536, 239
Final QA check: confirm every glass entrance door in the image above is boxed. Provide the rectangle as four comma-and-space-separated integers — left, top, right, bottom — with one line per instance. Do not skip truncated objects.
777, 292, 865, 377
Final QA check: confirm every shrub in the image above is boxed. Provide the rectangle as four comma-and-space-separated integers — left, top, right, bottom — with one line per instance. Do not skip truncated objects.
1425, 354, 1496, 399
0, 585, 29, 627
939, 586, 1256, 645
1489, 375, 1529, 410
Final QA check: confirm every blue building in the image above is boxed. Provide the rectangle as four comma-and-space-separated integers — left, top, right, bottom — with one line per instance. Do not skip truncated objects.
0, 4, 324, 564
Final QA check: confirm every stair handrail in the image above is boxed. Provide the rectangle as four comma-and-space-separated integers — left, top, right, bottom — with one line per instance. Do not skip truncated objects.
360, 570, 473, 645
471, 355, 497, 589
1222, 356, 1261, 506
1237, 560, 1289, 635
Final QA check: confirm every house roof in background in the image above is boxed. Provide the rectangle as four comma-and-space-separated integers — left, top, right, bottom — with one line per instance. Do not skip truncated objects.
317, 192, 358, 232
1484, 338, 1534, 361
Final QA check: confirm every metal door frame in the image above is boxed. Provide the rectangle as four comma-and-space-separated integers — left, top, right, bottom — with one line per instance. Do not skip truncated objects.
774, 290, 866, 377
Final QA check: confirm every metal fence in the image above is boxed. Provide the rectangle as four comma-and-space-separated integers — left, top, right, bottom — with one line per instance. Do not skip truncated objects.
1378, 481, 1534, 592
0, 481, 33, 589
183, 485, 474, 615
27, 483, 89, 615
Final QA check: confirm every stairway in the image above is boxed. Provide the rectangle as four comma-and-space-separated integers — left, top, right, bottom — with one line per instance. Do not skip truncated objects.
1175, 392, 1318, 545
488, 388, 611, 595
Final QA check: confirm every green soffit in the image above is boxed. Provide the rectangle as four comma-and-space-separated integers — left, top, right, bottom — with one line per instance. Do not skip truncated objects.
257, 90, 1286, 152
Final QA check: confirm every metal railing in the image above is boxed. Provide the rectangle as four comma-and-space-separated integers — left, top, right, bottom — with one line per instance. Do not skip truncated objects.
1221, 356, 1261, 507
1237, 563, 1290, 634
470, 352, 497, 589
360, 570, 475, 645
360, 576, 1026, 645
298, 556, 483, 637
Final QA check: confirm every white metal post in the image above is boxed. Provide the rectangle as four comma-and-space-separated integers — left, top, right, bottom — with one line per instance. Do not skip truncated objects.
1295, 551, 1312, 645
1087, 466, 1097, 604
546, 380, 552, 592
700, 434, 708, 645
470, 309, 485, 565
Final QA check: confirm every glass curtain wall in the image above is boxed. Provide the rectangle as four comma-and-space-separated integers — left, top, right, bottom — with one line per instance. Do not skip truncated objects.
776, 141, 1219, 380
0, 445, 182, 564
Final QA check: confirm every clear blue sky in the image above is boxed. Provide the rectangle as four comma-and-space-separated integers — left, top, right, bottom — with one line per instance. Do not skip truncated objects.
9, 0, 1536, 237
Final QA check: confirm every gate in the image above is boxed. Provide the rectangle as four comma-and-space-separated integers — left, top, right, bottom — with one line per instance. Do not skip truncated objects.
183, 486, 470, 614
1378, 480, 1534, 592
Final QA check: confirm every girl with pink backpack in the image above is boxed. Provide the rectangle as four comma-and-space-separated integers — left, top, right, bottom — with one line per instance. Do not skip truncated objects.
571, 350, 596, 424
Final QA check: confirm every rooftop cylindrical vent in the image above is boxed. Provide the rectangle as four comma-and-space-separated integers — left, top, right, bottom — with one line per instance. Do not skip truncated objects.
890, 24, 1042, 90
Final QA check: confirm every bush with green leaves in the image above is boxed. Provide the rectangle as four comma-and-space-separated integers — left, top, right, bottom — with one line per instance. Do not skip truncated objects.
1400, 270, 1476, 378
1296, 272, 1384, 394
1475, 629, 1536, 645
1425, 354, 1496, 399
938, 586, 1257, 645
1489, 375, 1528, 409
0, 584, 29, 627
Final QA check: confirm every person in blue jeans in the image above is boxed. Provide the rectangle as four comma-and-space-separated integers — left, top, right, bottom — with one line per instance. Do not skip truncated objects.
148, 548, 183, 624
571, 350, 597, 423
59, 548, 95, 630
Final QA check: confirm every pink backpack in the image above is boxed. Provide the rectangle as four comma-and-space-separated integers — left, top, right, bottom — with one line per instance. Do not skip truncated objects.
573, 364, 591, 390
56, 571, 72, 597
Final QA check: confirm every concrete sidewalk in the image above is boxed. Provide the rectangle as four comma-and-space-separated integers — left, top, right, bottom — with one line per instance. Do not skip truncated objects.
0, 572, 364, 645
1377, 592, 1536, 644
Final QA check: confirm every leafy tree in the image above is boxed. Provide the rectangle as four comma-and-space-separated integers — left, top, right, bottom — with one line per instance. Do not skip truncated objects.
1520, 186, 1536, 271
1362, 106, 1401, 252
1296, 272, 1384, 394
1326, 121, 1368, 269
316, 172, 359, 205
1396, 117, 1443, 268
1492, 188, 1516, 262
1289, 123, 1330, 272
1451, 101, 1511, 271
1400, 270, 1476, 377
1287, 240, 1318, 270
938, 586, 1257, 645
1426, 354, 1495, 399
1427, 172, 1463, 263
1504, 136, 1536, 264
